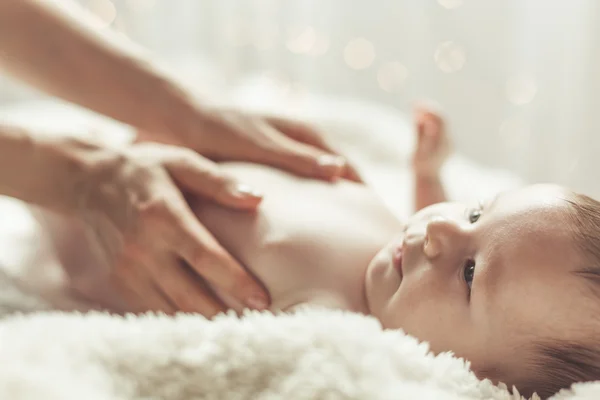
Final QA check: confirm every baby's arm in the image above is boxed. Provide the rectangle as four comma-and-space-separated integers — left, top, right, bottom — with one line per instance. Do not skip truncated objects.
415, 175, 446, 211
411, 107, 451, 211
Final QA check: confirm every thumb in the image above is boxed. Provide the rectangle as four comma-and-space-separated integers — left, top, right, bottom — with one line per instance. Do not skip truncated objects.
167, 150, 263, 210
259, 125, 347, 181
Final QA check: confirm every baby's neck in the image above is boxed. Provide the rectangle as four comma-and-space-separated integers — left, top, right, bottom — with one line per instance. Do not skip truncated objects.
281, 263, 372, 315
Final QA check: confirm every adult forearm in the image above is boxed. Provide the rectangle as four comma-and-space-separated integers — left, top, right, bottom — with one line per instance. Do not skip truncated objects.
0, 0, 198, 136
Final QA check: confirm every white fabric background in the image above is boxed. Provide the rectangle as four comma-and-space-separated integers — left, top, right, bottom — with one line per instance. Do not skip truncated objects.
1, 0, 599, 196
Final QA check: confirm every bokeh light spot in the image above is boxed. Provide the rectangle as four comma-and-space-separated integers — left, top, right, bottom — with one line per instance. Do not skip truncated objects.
506, 75, 537, 105
377, 62, 409, 92
344, 37, 376, 70
309, 34, 330, 56
434, 41, 466, 73
87, 0, 117, 28
286, 26, 317, 54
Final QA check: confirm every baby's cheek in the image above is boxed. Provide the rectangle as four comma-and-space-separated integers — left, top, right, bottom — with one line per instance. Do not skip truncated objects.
388, 279, 473, 354
365, 247, 401, 320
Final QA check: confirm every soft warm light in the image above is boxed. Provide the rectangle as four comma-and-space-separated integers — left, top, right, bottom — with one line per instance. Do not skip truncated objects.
567, 158, 580, 174
344, 38, 376, 70
499, 115, 531, 148
286, 26, 317, 54
506, 76, 537, 105
434, 41, 466, 73
309, 34, 330, 56
437, 0, 464, 9
87, 0, 117, 28
261, 71, 291, 94
252, 25, 278, 50
224, 19, 251, 47
112, 14, 130, 35
250, 0, 277, 8
377, 62, 409, 92
287, 82, 308, 103
125, 0, 156, 13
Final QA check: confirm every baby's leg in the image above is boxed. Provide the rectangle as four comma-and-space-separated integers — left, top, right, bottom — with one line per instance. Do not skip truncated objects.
412, 106, 451, 211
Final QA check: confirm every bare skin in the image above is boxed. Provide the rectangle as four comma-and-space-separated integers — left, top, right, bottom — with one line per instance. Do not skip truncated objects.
44, 108, 592, 390
0, 0, 364, 316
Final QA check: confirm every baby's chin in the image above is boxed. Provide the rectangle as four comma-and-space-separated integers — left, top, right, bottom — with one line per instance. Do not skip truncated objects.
364, 240, 403, 319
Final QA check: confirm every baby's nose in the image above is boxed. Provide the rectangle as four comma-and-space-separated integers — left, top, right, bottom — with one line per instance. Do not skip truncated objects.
424, 216, 467, 259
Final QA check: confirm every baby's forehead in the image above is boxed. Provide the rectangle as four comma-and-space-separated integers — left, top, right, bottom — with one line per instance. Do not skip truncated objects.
491, 184, 572, 218
484, 186, 576, 254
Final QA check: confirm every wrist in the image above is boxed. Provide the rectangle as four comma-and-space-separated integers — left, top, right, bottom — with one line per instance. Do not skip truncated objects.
131, 62, 213, 149
137, 73, 199, 141
28, 134, 107, 214
0, 125, 76, 210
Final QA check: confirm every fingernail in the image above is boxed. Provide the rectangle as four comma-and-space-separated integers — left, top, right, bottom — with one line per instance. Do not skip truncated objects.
318, 155, 346, 176
232, 183, 263, 199
245, 294, 269, 310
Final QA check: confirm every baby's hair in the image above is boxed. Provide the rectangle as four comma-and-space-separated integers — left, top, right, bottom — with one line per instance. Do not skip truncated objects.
515, 192, 600, 399
519, 341, 600, 399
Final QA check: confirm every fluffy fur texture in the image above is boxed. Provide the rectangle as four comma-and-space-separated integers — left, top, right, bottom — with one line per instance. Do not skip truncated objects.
0, 309, 535, 400
0, 308, 598, 400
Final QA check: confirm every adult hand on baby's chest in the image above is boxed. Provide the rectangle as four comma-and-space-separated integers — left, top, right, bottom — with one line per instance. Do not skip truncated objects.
139, 107, 361, 182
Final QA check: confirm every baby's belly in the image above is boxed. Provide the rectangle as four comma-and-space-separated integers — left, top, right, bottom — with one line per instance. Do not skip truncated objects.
194, 163, 403, 312
35, 163, 403, 313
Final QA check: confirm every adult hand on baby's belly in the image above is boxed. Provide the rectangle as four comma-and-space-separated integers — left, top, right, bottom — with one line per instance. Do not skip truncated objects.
59, 140, 272, 317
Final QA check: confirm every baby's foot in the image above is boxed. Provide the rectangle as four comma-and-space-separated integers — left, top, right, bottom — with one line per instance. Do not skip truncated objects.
412, 104, 452, 177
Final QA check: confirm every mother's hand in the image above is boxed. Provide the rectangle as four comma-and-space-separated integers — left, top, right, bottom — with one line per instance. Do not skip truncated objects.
63, 138, 269, 317
138, 107, 362, 183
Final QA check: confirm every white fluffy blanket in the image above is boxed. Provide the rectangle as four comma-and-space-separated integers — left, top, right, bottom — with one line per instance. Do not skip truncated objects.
0, 76, 597, 399
0, 310, 533, 400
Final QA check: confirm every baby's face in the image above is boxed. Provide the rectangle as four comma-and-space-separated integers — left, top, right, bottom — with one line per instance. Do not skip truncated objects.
365, 184, 592, 382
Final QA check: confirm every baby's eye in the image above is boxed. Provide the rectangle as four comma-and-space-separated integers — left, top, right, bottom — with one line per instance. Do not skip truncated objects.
468, 209, 481, 224
463, 259, 476, 290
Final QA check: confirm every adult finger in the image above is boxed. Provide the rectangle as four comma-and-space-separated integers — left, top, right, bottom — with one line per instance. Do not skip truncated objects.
166, 204, 270, 311
166, 149, 264, 210
109, 256, 176, 314
249, 121, 347, 181
267, 117, 364, 183
147, 253, 226, 317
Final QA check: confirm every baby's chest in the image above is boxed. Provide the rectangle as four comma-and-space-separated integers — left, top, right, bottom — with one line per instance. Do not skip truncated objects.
193, 163, 402, 311
214, 197, 397, 311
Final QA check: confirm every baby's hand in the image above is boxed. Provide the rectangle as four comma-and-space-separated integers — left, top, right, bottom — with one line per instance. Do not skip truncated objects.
411, 105, 452, 178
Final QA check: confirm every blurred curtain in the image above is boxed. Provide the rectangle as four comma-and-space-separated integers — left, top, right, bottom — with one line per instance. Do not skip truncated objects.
1, 0, 600, 196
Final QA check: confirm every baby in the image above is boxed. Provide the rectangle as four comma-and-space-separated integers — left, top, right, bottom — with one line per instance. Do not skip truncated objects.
42, 107, 600, 398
